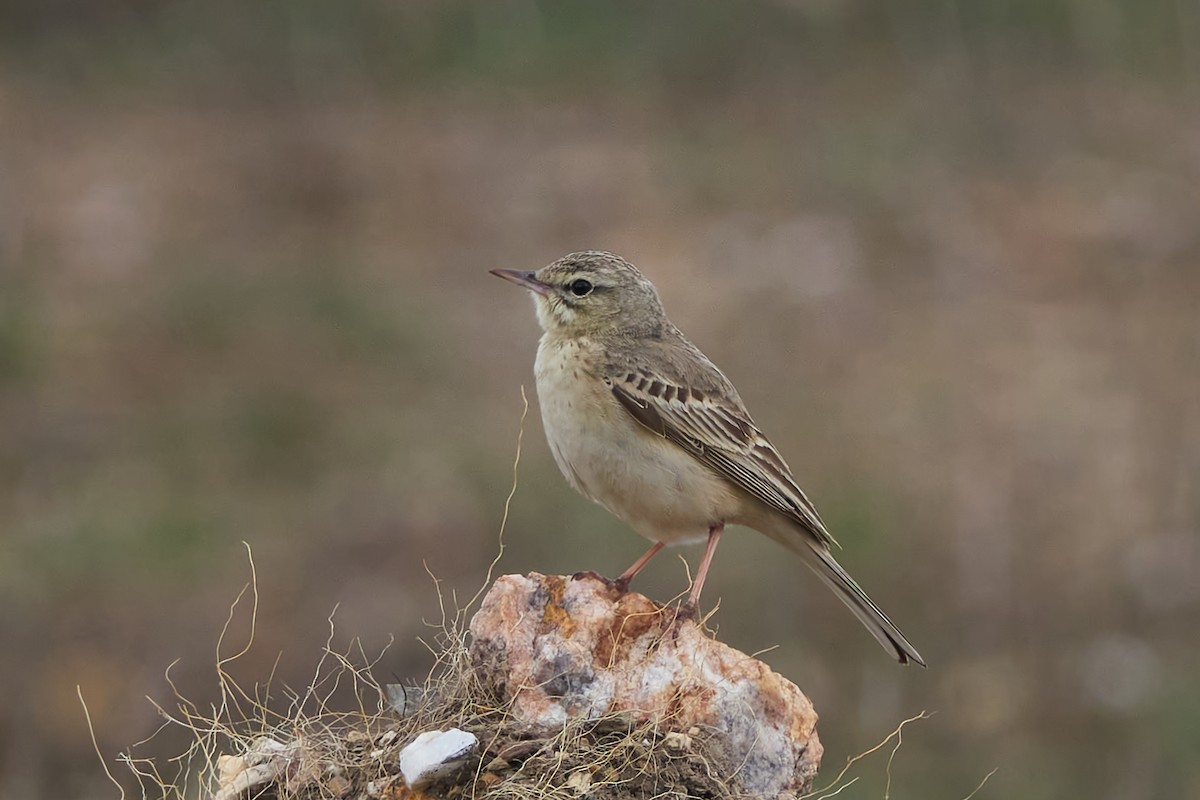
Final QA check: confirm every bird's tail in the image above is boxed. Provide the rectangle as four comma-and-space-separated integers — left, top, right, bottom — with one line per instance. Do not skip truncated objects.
789, 536, 927, 667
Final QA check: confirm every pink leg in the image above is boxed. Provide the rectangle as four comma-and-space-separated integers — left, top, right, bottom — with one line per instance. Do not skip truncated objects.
615, 541, 665, 591
682, 523, 724, 615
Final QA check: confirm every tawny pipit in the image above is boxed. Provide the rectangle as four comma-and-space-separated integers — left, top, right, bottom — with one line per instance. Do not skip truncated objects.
491, 251, 925, 666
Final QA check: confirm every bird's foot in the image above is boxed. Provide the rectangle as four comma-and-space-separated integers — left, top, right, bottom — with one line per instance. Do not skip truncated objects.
570, 570, 628, 594
662, 600, 699, 636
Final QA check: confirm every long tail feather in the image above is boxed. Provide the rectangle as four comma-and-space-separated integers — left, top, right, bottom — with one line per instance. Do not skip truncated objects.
800, 541, 926, 667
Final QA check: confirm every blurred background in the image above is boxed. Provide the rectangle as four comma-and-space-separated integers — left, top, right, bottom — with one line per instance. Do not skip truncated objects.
2, 1, 1198, 797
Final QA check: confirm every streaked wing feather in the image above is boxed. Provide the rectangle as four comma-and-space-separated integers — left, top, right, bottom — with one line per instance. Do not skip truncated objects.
609, 371, 835, 548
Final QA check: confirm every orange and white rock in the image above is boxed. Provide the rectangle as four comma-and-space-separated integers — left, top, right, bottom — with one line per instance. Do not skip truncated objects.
469, 572, 823, 797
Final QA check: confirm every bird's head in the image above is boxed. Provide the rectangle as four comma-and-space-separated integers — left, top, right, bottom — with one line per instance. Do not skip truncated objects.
491, 251, 667, 337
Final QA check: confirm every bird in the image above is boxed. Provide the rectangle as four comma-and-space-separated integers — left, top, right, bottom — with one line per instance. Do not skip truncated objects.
490, 251, 925, 666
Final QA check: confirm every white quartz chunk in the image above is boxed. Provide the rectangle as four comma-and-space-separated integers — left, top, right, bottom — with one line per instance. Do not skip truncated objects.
398, 728, 478, 789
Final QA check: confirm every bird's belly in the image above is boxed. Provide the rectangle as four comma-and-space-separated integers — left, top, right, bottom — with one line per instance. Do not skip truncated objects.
535, 341, 737, 545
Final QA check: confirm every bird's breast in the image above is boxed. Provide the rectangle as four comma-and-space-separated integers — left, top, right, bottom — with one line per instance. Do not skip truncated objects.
533, 336, 740, 544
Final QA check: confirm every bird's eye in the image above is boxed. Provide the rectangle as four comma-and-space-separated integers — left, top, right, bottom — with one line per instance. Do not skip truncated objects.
568, 278, 593, 297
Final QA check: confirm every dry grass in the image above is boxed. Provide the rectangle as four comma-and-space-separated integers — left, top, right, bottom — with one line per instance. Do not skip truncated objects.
105, 551, 991, 800
106, 541, 737, 800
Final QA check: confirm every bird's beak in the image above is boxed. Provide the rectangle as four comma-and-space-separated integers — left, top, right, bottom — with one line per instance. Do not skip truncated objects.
489, 268, 554, 298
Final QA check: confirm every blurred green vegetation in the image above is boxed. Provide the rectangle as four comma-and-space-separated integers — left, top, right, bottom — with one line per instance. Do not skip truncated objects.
2, 0, 1198, 94
1, 1, 1198, 799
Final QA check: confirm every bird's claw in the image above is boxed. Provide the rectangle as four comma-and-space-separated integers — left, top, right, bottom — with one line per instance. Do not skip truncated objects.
661, 600, 699, 637
570, 570, 627, 593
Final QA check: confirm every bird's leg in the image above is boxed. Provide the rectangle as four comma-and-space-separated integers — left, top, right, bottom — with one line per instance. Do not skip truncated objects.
613, 541, 665, 592
677, 522, 724, 619
572, 542, 665, 592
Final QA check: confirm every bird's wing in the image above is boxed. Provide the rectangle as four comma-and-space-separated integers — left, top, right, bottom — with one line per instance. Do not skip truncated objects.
606, 364, 837, 548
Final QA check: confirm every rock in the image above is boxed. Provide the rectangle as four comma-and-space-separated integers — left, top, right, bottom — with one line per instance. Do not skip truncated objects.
565, 767, 593, 794
385, 683, 428, 717
398, 728, 478, 789
214, 753, 280, 800
663, 730, 692, 753
468, 573, 823, 797
213, 738, 319, 800
325, 774, 353, 797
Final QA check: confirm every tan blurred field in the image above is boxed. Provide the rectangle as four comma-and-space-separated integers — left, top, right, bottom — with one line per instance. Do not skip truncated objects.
1, 2, 1198, 798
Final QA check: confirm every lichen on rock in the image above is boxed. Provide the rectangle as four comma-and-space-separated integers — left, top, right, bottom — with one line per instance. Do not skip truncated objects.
469, 572, 823, 797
